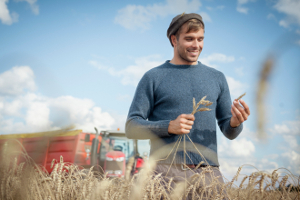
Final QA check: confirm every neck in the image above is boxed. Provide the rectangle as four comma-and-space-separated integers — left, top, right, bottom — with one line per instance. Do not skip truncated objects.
170, 57, 198, 65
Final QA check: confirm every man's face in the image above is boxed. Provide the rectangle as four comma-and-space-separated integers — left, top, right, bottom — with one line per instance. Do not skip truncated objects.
172, 24, 204, 65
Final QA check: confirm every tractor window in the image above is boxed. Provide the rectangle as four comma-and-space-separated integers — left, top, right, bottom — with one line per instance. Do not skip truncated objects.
106, 138, 134, 160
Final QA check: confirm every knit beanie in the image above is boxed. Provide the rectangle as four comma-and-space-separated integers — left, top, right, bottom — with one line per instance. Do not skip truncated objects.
167, 13, 205, 46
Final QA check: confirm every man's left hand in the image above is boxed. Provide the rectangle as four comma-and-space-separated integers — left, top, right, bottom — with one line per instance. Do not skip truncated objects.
230, 99, 250, 127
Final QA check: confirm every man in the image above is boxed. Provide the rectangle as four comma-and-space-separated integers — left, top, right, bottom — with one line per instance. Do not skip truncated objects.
125, 13, 250, 194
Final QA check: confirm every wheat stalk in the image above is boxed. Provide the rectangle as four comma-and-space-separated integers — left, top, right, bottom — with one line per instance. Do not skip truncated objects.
236, 92, 246, 101
1, 139, 300, 200
191, 96, 213, 115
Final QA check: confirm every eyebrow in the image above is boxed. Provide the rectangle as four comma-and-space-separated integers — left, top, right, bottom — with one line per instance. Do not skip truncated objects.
184, 36, 204, 39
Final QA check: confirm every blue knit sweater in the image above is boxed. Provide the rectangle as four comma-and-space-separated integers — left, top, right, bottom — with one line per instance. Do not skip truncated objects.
126, 61, 243, 166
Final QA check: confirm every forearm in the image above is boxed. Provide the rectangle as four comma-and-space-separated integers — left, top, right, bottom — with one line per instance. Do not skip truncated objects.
216, 72, 243, 140
219, 118, 243, 140
125, 117, 171, 140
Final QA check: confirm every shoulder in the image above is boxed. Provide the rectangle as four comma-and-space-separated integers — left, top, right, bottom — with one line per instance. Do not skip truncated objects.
145, 61, 171, 74
136, 61, 171, 89
142, 61, 172, 80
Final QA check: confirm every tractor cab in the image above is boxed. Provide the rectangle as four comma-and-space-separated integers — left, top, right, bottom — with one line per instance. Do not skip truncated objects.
99, 130, 136, 178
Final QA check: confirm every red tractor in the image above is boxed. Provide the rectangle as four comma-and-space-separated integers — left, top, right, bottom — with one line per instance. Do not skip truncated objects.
0, 128, 147, 177
92, 129, 141, 177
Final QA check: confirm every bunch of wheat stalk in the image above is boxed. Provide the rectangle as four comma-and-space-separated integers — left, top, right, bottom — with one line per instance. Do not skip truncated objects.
1, 140, 299, 200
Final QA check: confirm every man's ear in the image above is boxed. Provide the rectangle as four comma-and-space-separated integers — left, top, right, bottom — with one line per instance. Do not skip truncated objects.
171, 35, 177, 47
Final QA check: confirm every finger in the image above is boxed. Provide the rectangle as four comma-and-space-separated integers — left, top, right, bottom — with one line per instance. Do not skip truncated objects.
186, 120, 194, 126
239, 99, 250, 115
233, 101, 248, 121
178, 126, 191, 134
233, 100, 243, 110
231, 107, 237, 118
230, 108, 240, 127
232, 104, 244, 123
180, 118, 194, 126
180, 123, 193, 130
185, 114, 195, 121
180, 129, 190, 134
179, 117, 190, 124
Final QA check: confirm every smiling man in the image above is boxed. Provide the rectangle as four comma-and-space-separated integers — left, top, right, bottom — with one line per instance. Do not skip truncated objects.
126, 13, 250, 196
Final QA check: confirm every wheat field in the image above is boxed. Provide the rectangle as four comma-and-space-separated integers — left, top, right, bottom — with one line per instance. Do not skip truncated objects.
1, 141, 299, 200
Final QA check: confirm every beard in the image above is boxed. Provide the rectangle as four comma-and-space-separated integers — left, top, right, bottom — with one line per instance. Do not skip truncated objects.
176, 45, 201, 64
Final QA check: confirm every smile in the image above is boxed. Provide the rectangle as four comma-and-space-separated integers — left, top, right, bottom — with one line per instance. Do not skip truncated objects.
187, 50, 199, 56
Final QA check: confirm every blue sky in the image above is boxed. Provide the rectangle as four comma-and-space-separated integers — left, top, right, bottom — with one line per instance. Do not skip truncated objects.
0, 0, 299, 180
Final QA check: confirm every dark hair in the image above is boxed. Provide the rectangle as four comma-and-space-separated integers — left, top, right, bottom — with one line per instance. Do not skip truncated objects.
175, 18, 204, 41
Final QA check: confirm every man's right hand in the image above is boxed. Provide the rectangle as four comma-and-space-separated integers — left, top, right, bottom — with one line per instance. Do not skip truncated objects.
168, 114, 195, 135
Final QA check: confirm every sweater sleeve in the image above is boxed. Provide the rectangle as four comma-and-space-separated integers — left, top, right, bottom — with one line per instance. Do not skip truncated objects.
125, 72, 171, 140
215, 73, 243, 140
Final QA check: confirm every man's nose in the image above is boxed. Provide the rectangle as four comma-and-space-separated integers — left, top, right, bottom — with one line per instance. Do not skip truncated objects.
192, 40, 200, 48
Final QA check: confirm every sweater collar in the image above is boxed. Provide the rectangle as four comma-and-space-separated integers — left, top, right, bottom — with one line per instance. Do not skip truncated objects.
166, 60, 202, 68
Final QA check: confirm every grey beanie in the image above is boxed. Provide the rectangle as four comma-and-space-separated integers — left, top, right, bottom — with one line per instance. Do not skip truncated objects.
167, 13, 205, 46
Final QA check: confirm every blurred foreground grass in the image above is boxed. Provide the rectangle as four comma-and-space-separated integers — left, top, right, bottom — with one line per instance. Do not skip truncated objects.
1, 141, 299, 200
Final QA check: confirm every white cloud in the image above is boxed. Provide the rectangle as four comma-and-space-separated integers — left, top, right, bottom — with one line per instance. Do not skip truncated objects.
114, 5, 155, 30
206, 6, 212, 11
90, 55, 164, 86
109, 112, 127, 132
283, 135, 298, 149
200, 53, 235, 68
26, 101, 51, 130
218, 121, 300, 179
268, 154, 279, 160
271, 120, 300, 165
236, 0, 256, 14
281, 151, 300, 174
0, 66, 116, 134
206, 5, 224, 12
1, 99, 23, 117
15, 0, 39, 15
0, 93, 116, 134
273, 0, 300, 28
219, 137, 255, 157
218, 159, 241, 180
0, 0, 18, 25
117, 94, 132, 102
256, 159, 279, 172
0, 66, 36, 96
279, 19, 289, 28
267, 13, 276, 21
235, 66, 244, 76
0, 0, 39, 25
49, 96, 115, 131
236, 6, 248, 14
115, 0, 202, 30
119, 56, 163, 86
216, 5, 225, 10
272, 120, 300, 135
199, 11, 211, 22
226, 76, 247, 98
218, 134, 280, 182
219, 157, 279, 184
268, 118, 300, 175
237, 0, 251, 3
